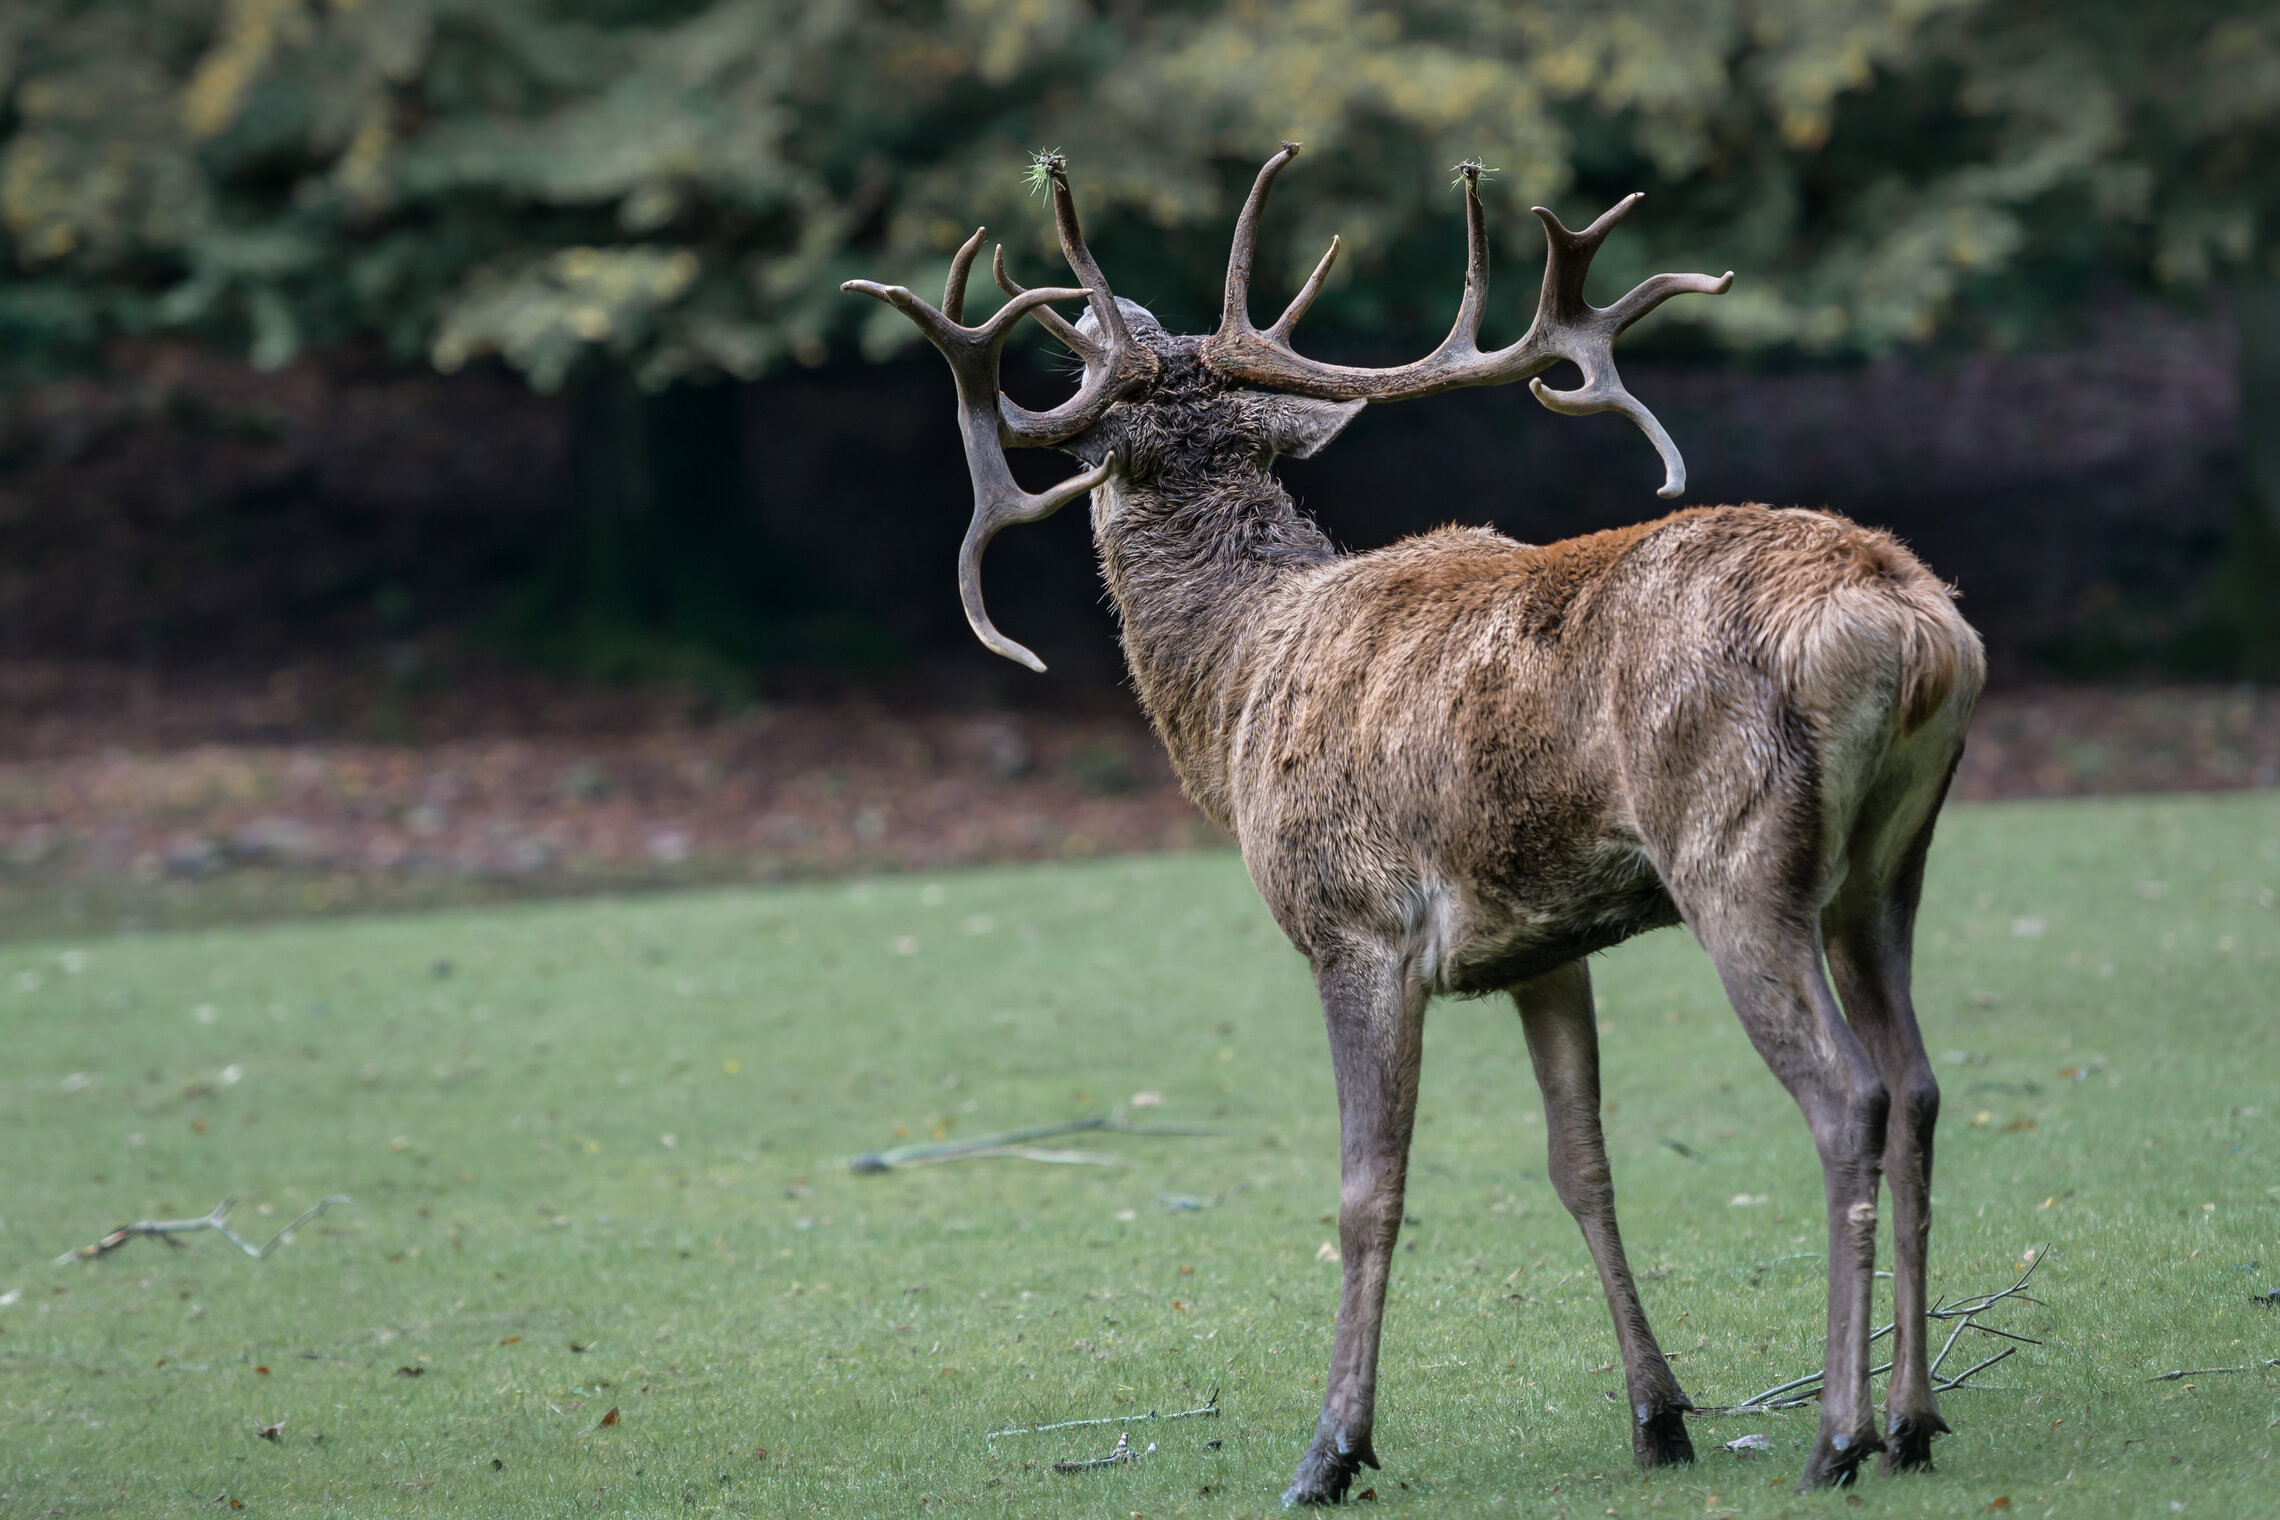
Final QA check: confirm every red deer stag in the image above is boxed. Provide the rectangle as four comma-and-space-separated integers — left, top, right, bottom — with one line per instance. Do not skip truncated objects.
845, 144, 1983, 1502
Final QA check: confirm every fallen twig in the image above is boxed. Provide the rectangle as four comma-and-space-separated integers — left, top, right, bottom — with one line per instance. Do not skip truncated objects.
1051, 1431, 1155, 1472
1157, 1191, 1225, 1212
55, 1195, 349, 1266
1928, 1253, 2046, 1321
990, 1387, 1219, 1440
911, 1145, 1126, 1168
1687, 1253, 2044, 1416
1953, 1319, 2042, 1348
1935, 1344, 2016, 1389
849, 1115, 1217, 1173
2145, 1360, 2280, 1382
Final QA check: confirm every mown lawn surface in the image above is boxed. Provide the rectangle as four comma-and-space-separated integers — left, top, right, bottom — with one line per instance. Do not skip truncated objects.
3, 790, 2276, 1518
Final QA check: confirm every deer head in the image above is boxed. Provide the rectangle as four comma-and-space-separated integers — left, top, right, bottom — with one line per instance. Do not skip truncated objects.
842, 144, 1733, 671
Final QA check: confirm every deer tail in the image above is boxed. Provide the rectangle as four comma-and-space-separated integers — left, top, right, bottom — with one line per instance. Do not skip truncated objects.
1754, 516, 1984, 741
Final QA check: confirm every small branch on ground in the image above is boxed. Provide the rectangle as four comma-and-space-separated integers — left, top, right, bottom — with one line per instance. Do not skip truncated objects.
850, 1115, 1217, 1173
1935, 1344, 2016, 1390
1687, 1252, 2045, 1416
1928, 1252, 2047, 1322
54, 1195, 349, 1266
991, 1387, 1219, 1440
1051, 1431, 1155, 1472
2146, 1360, 2280, 1382
1156, 1191, 1227, 1212
924, 1145, 1129, 1168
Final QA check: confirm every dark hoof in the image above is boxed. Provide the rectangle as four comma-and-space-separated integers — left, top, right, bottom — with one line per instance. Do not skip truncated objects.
1283, 1429, 1379, 1507
1632, 1402, 1696, 1467
1880, 1410, 1950, 1473
1797, 1428, 1877, 1491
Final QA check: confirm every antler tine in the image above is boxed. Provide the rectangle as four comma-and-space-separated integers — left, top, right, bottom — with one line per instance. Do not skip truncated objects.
955, 458, 1109, 671
1527, 374, 1691, 497
1265, 235, 1340, 345
943, 225, 988, 325
1200, 146, 1732, 497
994, 243, 1100, 363
1445, 161, 1493, 352
1217, 141, 1303, 345
1038, 152, 1131, 356
840, 278, 1086, 356
1529, 195, 1639, 327
1601, 269, 1739, 338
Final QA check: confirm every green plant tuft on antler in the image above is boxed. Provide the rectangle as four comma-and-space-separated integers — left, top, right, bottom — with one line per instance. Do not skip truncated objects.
1024, 149, 1067, 197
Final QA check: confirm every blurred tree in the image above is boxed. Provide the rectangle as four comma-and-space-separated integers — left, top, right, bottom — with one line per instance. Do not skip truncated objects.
2, 1, 2273, 670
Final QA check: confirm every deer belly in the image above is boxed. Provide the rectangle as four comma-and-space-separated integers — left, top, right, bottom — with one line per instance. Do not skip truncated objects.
1434, 850, 1682, 995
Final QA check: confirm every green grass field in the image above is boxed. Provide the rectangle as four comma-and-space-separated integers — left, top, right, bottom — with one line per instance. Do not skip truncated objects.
4, 790, 2276, 1517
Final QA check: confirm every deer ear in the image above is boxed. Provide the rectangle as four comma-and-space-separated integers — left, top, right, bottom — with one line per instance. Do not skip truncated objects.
1258, 396, 1366, 459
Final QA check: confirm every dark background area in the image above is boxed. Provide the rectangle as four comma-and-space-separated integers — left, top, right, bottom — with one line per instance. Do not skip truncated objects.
0, 299, 2239, 705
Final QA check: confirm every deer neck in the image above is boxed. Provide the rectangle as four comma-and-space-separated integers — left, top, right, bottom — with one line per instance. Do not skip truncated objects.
1089, 463, 1334, 824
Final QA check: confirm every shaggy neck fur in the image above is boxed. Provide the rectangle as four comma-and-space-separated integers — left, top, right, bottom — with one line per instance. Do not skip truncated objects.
1086, 339, 1335, 817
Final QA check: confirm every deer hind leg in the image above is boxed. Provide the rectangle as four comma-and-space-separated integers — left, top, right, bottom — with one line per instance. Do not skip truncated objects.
1284, 943, 1427, 1508
1688, 902, 1888, 1490
1822, 757, 1963, 1472
1513, 959, 1694, 1465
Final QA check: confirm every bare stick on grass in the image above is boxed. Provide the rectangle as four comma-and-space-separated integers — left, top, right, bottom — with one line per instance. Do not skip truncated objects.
2146, 1360, 2280, 1382
55, 1195, 349, 1266
850, 1115, 1217, 1173
990, 1387, 1219, 1440
1052, 1431, 1155, 1472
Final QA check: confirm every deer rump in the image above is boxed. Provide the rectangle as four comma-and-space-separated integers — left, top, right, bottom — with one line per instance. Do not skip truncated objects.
845, 145, 1988, 1502
1222, 507, 1982, 995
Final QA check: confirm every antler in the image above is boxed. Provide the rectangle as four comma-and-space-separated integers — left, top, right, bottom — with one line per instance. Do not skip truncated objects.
1202, 144, 1734, 498
842, 155, 1152, 670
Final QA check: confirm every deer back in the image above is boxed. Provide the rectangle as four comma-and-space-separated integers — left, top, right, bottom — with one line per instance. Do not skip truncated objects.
1215, 506, 1981, 983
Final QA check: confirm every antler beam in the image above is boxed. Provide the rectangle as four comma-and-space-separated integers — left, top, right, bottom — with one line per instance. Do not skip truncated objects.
842, 156, 1152, 670
1202, 144, 1733, 498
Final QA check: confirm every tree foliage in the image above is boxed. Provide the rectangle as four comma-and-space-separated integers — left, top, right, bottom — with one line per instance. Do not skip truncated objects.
1, 0, 2274, 389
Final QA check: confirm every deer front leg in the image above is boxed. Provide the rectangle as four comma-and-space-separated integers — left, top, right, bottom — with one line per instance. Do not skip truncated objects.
1514, 961, 1695, 1466
1284, 945, 1426, 1508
